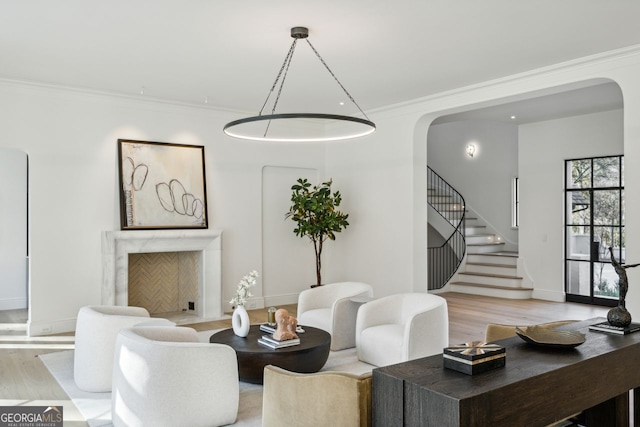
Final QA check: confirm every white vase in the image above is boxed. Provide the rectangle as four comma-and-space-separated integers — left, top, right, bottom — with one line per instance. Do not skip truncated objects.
232, 305, 250, 337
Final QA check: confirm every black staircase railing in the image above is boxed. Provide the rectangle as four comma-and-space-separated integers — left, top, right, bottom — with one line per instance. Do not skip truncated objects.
427, 166, 466, 290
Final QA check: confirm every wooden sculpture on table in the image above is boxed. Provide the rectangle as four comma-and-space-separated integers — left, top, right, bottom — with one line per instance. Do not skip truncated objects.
608, 246, 640, 327
273, 308, 299, 341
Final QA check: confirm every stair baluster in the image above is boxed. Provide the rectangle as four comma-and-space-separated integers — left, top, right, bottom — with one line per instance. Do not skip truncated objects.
427, 166, 466, 290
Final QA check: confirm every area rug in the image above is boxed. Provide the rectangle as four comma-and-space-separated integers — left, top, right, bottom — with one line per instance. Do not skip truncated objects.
39, 330, 373, 426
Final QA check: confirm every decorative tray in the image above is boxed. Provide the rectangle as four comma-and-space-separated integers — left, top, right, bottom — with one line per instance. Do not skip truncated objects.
515, 326, 586, 348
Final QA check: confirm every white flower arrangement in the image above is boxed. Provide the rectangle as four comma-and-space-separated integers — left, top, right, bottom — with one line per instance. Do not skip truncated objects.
229, 270, 259, 307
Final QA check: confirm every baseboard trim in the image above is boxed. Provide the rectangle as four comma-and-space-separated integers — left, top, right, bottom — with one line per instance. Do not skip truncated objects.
531, 289, 566, 302
263, 293, 299, 307
28, 317, 76, 337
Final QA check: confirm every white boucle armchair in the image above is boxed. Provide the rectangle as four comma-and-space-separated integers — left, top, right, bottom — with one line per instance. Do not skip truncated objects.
355, 293, 448, 367
297, 281, 373, 350
73, 305, 174, 392
111, 326, 239, 427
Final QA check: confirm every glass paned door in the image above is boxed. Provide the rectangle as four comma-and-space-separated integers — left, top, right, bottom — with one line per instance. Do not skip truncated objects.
565, 155, 624, 306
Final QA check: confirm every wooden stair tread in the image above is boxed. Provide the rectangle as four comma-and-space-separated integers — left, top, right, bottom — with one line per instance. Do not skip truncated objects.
469, 251, 518, 258
466, 262, 515, 269
458, 271, 523, 279
451, 282, 533, 291
487, 251, 518, 257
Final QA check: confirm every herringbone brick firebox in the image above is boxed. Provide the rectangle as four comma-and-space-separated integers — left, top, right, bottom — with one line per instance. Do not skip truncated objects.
128, 251, 199, 315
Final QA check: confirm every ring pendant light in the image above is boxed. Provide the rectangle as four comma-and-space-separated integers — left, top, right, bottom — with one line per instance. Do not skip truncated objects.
223, 26, 376, 142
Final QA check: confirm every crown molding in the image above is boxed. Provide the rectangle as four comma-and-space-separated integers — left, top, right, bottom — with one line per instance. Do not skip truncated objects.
369, 44, 640, 118
0, 75, 249, 116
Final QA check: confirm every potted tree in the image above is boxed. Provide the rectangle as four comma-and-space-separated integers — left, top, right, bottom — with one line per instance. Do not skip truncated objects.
286, 178, 349, 287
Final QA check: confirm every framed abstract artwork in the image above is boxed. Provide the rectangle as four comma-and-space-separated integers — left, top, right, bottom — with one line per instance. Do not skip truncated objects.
118, 139, 208, 230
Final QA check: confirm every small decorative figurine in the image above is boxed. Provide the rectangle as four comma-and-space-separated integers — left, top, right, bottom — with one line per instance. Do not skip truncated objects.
608, 246, 640, 327
272, 308, 299, 341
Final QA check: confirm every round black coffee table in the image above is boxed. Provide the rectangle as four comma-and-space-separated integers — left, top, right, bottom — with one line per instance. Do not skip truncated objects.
210, 325, 331, 384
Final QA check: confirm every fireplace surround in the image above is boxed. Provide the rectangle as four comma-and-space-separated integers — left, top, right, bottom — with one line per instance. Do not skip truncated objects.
102, 229, 223, 319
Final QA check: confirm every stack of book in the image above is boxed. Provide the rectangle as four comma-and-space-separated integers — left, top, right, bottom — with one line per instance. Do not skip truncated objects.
259, 323, 305, 334
258, 334, 301, 349
589, 321, 640, 335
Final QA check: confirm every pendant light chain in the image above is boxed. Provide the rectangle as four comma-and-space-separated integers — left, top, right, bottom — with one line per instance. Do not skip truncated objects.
270, 40, 297, 116
259, 39, 298, 116
304, 39, 371, 121
260, 39, 299, 137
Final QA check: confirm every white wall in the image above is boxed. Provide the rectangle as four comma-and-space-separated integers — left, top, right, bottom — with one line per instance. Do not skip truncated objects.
325, 113, 418, 297
326, 48, 640, 318
0, 81, 326, 335
7, 46, 640, 334
519, 110, 624, 301
0, 148, 28, 310
427, 120, 519, 247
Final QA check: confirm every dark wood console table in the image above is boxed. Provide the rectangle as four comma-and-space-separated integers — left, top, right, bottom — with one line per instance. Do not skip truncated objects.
373, 318, 640, 426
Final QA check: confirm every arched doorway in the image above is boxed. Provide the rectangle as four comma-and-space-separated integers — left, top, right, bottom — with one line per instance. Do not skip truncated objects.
424, 80, 623, 301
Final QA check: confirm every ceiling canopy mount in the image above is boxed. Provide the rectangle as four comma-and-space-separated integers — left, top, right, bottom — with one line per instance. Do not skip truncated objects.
290, 27, 309, 39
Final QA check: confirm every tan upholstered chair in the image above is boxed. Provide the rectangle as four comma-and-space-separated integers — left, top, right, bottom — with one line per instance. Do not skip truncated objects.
297, 281, 374, 350
262, 365, 372, 427
484, 320, 578, 343
355, 293, 448, 367
112, 326, 239, 427
73, 305, 174, 392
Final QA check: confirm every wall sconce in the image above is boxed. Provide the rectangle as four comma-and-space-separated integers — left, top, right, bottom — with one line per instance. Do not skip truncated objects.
466, 143, 476, 158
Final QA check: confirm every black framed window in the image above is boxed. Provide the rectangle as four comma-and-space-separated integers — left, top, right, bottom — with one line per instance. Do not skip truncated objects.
565, 155, 624, 306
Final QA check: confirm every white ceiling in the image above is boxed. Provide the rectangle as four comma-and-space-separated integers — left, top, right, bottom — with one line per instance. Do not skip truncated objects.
433, 81, 624, 125
1, 1, 639, 117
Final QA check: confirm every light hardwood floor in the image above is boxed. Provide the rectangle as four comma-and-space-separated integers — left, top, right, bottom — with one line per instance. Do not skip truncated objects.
0, 294, 609, 425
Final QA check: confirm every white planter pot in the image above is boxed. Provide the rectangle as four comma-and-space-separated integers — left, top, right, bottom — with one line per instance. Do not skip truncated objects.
232, 305, 250, 337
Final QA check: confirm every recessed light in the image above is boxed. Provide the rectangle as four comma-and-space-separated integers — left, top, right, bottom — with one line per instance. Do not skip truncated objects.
510, 115, 516, 120
339, 101, 345, 106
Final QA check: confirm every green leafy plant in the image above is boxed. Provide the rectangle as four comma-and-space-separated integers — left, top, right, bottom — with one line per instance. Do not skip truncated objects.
286, 178, 349, 287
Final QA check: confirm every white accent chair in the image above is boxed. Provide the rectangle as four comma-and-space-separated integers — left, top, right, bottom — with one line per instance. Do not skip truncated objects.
297, 281, 374, 350
355, 293, 448, 367
111, 326, 239, 427
73, 305, 174, 392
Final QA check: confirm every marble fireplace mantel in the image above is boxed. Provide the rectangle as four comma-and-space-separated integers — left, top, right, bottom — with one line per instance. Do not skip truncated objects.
102, 229, 223, 319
